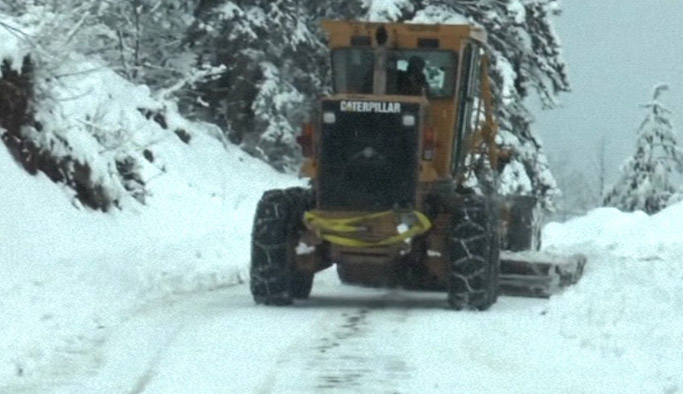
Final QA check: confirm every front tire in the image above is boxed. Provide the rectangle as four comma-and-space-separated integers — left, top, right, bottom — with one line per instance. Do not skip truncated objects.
250, 188, 313, 305
447, 195, 500, 310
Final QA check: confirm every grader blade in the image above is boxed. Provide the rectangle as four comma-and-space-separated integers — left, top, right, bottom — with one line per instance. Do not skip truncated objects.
499, 251, 587, 298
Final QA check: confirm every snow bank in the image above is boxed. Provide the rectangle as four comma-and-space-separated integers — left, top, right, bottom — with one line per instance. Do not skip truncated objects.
542, 204, 683, 391
545, 203, 683, 259
0, 36, 302, 386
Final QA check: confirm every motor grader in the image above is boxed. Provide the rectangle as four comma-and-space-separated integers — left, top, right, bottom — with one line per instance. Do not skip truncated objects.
250, 20, 585, 310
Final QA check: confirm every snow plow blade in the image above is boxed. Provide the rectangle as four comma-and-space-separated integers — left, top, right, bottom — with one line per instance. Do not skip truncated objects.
499, 251, 587, 298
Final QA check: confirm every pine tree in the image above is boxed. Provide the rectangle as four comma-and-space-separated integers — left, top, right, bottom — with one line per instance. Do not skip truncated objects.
188, 0, 324, 170
250, 62, 305, 171
603, 84, 683, 214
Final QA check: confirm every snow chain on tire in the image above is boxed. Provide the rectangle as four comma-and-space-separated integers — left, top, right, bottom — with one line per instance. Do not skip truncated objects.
447, 195, 500, 310
250, 187, 314, 305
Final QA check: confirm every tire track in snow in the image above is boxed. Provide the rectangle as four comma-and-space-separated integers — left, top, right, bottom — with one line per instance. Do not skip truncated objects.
126, 322, 186, 394
314, 308, 374, 390
308, 299, 417, 393
5, 288, 238, 394
262, 289, 441, 394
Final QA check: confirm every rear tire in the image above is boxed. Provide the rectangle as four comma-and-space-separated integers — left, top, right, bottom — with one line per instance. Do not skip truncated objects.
250, 188, 313, 305
447, 195, 500, 310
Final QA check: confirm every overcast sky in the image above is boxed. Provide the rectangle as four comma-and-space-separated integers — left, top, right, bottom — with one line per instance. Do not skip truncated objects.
534, 0, 683, 184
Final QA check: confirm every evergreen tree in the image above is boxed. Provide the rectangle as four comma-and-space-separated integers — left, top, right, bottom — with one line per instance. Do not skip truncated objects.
188, 0, 324, 170
603, 84, 683, 214
251, 61, 305, 171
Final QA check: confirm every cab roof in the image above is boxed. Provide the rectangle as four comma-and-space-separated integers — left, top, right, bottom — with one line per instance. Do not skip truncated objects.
322, 20, 487, 51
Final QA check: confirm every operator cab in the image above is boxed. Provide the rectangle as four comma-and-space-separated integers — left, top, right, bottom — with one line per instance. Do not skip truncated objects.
331, 48, 457, 97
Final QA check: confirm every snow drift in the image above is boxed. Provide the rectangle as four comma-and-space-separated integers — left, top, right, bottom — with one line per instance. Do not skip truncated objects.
542, 205, 683, 391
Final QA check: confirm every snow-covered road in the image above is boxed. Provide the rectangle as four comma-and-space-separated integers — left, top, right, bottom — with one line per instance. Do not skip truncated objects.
5, 266, 674, 394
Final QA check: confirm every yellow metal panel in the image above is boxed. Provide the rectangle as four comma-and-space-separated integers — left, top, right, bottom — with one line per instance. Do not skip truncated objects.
427, 99, 456, 178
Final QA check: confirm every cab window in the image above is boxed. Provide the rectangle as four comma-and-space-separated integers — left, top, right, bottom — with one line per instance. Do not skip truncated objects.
332, 48, 375, 94
386, 50, 457, 97
331, 48, 457, 98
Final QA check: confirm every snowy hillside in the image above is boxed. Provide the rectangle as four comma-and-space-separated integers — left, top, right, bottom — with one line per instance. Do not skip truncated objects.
0, 40, 302, 384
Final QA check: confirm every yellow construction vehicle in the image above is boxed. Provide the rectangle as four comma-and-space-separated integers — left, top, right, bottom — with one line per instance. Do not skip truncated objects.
250, 20, 585, 310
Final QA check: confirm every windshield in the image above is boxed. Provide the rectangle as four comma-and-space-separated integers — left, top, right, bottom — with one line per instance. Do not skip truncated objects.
332, 48, 457, 97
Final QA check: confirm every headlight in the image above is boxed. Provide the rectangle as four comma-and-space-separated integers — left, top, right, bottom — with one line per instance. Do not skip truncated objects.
402, 114, 416, 127
323, 112, 336, 124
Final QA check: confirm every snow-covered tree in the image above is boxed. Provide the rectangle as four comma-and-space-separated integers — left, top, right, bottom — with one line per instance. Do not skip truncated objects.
250, 62, 305, 171
603, 84, 683, 214
187, 0, 324, 170
0, 8, 184, 210
364, 0, 418, 21
95, 0, 197, 88
0, 1, 202, 93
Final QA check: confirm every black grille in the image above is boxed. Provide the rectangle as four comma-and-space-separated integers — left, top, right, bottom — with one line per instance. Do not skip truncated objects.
319, 100, 420, 211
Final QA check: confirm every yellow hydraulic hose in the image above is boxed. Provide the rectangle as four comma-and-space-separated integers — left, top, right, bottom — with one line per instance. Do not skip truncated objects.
303, 210, 432, 247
